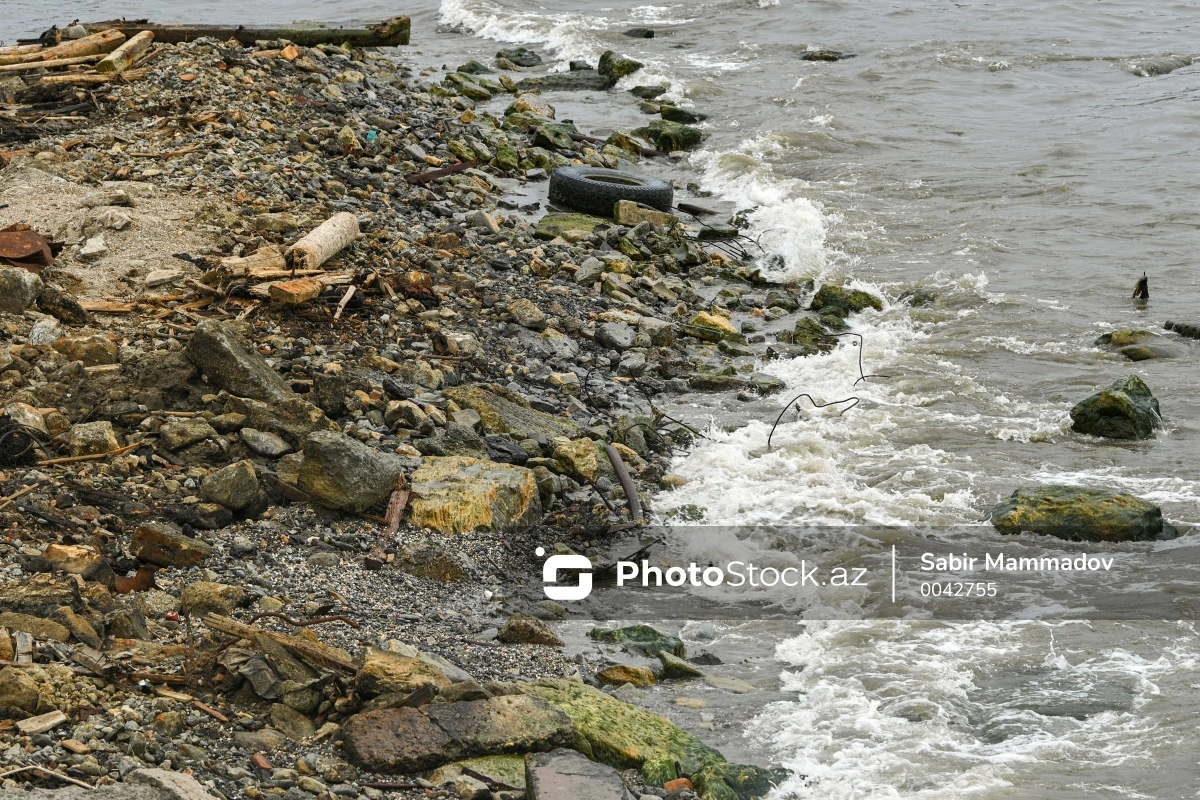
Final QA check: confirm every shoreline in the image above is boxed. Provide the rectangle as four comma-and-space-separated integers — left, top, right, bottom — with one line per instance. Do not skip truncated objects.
0, 25, 845, 800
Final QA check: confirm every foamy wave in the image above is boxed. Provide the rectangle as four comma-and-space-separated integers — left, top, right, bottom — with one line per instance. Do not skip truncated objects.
439, 0, 609, 62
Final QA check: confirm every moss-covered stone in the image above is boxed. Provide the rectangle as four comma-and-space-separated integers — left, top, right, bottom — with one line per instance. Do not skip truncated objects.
660, 105, 707, 125
807, 285, 883, 318
598, 50, 644, 82
533, 123, 577, 151
589, 624, 685, 657
1069, 375, 1161, 440
988, 485, 1168, 542
444, 72, 492, 101
1094, 331, 1176, 361
493, 139, 519, 171
683, 311, 739, 343
605, 131, 642, 160
791, 316, 835, 356
522, 679, 782, 799
633, 120, 706, 152
534, 213, 608, 241
426, 755, 526, 791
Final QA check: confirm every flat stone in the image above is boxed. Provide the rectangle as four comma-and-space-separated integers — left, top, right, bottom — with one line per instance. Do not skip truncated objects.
0, 612, 70, 642
131, 523, 213, 567
595, 321, 636, 351
526, 748, 629, 800
180, 581, 249, 617
271, 702, 317, 741
355, 647, 453, 698
53, 334, 119, 366
129, 767, 226, 800
597, 664, 656, 688
78, 234, 107, 260
186, 319, 296, 403
240, 427, 292, 457
658, 651, 705, 680
158, 418, 218, 450
16, 710, 67, 735
0, 573, 82, 616
574, 257, 605, 285
444, 384, 583, 441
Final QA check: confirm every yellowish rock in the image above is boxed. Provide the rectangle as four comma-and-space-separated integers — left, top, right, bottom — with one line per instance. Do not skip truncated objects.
596, 664, 656, 688
553, 438, 599, 482
614, 200, 677, 229
409, 456, 541, 534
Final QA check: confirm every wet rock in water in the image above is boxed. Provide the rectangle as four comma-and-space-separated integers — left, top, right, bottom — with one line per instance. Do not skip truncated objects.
53, 334, 118, 366
660, 105, 707, 125
632, 119, 706, 152
598, 50, 644, 83
298, 430, 405, 513
180, 581, 249, 616
498, 614, 563, 646
597, 664, 656, 687
748, 373, 787, 396
240, 427, 292, 458
497, 47, 544, 68
526, 749, 630, 800
200, 459, 261, 511
802, 49, 850, 61
458, 59, 494, 75
1094, 330, 1177, 361
898, 287, 938, 307
506, 93, 555, 118
0, 267, 42, 313
1069, 375, 1161, 440
524, 678, 784, 793
630, 84, 668, 99
588, 624, 685, 658
624, 27, 655, 39
131, 522, 214, 568
186, 319, 296, 403
409, 456, 541, 534
791, 316, 836, 355
517, 71, 615, 92
659, 650, 705, 680
68, 420, 119, 457
342, 695, 573, 773
535, 213, 606, 240
808, 284, 884, 317
989, 485, 1169, 542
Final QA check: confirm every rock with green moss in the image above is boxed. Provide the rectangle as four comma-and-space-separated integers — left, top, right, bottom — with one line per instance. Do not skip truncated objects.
503, 111, 555, 132
1069, 375, 1161, 440
535, 213, 607, 241
1094, 330, 1176, 361
988, 485, 1169, 542
598, 50, 644, 82
533, 123, 577, 151
791, 316, 835, 356
633, 120, 706, 152
444, 72, 492, 101
807, 285, 883, 318
660, 105, 707, 124
522, 679, 784, 799
588, 624, 685, 657
426, 755, 526, 791
493, 139, 519, 171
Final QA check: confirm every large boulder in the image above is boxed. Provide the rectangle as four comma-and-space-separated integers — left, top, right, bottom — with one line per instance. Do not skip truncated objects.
444, 385, 583, 441
588, 624, 685, 658
1069, 375, 1161, 440
808, 285, 883, 318
200, 460, 261, 511
298, 431, 405, 513
522, 679, 783, 799
1094, 330, 1177, 362
186, 319, 296, 403
0, 667, 40, 714
989, 485, 1168, 542
0, 573, 82, 616
342, 695, 574, 773
632, 120, 705, 152
598, 50, 644, 83
409, 456, 541, 534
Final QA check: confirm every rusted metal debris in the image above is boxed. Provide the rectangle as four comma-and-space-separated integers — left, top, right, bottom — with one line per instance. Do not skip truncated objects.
405, 159, 475, 185
0, 224, 61, 273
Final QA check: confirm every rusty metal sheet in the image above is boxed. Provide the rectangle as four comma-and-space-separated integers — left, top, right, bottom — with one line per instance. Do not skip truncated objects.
0, 224, 56, 273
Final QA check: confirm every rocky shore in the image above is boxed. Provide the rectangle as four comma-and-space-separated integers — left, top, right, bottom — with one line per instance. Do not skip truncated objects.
0, 24, 845, 800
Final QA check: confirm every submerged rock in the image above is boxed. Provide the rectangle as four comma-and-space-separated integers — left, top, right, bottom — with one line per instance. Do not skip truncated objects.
1094, 330, 1177, 361
989, 485, 1169, 542
808, 285, 883, 318
1069, 375, 1161, 440
633, 120, 706, 152
497, 47, 544, 68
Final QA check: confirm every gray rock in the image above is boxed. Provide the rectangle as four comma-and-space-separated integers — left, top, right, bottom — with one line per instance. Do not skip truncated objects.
467, 210, 500, 234
595, 322, 636, 352
158, 418, 219, 450
510, 298, 547, 331
271, 702, 317, 741
0, 267, 42, 313
497, 47, 543, 68
186, 319, 296, 403
298, 431, 405, 513
574, 257, 605, 285
1069, 375, 1161, 440
241, 427, 293, 457
525, 749, 633, 800
68, 421, 119, 456
200, 460, 261, 511
658, 650, 705, 680
78, 234, 107, 261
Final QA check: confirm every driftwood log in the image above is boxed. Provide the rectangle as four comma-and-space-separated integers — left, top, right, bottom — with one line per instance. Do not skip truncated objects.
97, 30, 154, 74
0, 29, 125, 66
79, 16, 411, 48
287, 212, 359, 271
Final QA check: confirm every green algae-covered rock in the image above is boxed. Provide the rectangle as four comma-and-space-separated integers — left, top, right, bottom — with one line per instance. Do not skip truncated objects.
1093, 331, 1177, 362
534, 213, 608, 240
988, 485, 1167, 542
633, 120, 706, 152
533, 123, 578, 151
1069, 375, 1161, 440
598, 50, 644, 82
588, 624, 685, 657
523, 679, 783, 799
493, 139, 519, 171
791, 316, 836, 356
807, 285, 883, 318
426, 755, 526, 791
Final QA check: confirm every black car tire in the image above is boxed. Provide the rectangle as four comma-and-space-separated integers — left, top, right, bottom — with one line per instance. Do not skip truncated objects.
548, 167, 674, 217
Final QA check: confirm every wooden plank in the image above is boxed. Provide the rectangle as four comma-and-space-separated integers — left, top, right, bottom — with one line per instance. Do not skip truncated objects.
79, 301, 135, 313
79, 17, 410, 48
268, 276, 324, 305
203, 613, 356, 673
0, 54, 105, 74
13, 631, 33, 666
61, 739, 91, 754
0, 29, 125, 66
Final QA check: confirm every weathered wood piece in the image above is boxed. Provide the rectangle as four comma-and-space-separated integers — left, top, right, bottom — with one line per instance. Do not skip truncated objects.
79, 17, 410, 48
0, 29, 125, 66
97, 30, 155, 74
0, 54, 104, 74
203, 613, 356, 673
287, 212, 360, 271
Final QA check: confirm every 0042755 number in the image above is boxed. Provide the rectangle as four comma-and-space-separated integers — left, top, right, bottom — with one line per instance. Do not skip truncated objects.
919, 582, 997, 597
